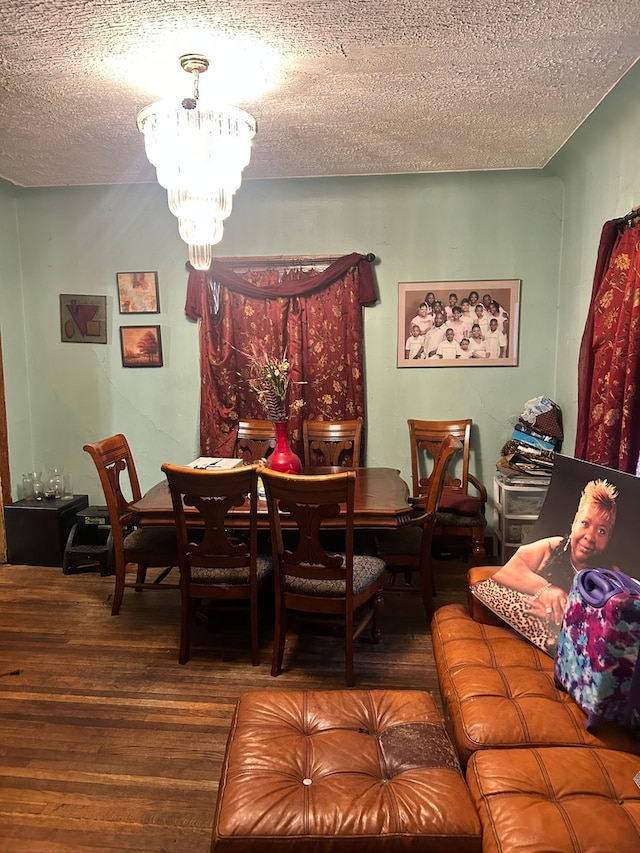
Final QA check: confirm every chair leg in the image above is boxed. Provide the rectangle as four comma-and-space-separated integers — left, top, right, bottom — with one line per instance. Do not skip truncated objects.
111, 559, 126, 615
135, 563, 146, 590
249, 596, 260, 667
371, 592, 383, 644
420, 561, 435, 623
471, 528, 486, 564
179, 597, 196, 665
271, 604, 287, 677
345, 610, 354, 687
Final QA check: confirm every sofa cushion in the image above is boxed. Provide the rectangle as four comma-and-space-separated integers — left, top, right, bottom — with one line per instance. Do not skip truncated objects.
431, 603, 640, 765
466, 746, 640, 853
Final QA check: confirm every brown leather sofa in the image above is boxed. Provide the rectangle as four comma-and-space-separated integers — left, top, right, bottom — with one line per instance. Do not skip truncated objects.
431, 566, 640, 852
212, 566, 640, 851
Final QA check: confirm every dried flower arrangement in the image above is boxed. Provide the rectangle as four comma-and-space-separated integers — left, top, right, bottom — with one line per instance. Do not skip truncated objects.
245, 346, 305, 422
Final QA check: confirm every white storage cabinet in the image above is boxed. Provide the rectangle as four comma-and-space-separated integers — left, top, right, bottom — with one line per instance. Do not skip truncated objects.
493, 473, 551, 564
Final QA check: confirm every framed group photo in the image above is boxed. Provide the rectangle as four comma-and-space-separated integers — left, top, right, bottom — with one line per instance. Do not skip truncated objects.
116, 271, 160, 314
397, 279, 520, 367
120, 325, 163, 368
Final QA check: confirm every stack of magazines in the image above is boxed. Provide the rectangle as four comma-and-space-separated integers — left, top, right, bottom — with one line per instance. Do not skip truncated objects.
498, 439, 555, 477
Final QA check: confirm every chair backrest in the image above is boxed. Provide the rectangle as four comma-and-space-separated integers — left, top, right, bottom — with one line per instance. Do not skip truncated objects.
161, 462, 260, 583
302, 417, 363, 467
411, 433, 464, 518
83, 434, 142, 549
235, 419, 276, 464
408, 419, 471, 498
260, 467, 356, 603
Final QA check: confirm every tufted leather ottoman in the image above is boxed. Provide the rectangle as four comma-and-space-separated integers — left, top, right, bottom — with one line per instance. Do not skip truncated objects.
466, 746, 640, 853
211, 689, 481, 852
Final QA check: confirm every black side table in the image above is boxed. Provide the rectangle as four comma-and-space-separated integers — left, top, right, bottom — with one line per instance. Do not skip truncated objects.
4, 495, 89, 567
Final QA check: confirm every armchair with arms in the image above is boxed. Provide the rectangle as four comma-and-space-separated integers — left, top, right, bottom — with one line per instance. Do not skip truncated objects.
408, 418, 487, 563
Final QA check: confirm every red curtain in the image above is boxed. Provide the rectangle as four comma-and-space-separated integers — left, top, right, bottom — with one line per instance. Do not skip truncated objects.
575, 220, 640, 472
185, 253, 377, 459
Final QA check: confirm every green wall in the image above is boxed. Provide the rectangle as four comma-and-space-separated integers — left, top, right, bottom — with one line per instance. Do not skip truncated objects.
4, 171, 562, 506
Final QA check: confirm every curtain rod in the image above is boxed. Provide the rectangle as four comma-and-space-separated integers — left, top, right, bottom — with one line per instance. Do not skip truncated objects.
185, 252, 376, 271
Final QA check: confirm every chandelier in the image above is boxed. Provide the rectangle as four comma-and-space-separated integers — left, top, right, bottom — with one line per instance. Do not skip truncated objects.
137, 54, 257, 270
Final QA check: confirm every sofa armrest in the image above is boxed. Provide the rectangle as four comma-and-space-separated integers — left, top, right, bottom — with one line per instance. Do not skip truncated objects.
466, 566, 508, 626
468, 566, 498, 585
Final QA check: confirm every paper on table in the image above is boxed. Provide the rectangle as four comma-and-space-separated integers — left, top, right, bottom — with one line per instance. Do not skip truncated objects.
187, 457, 243, 470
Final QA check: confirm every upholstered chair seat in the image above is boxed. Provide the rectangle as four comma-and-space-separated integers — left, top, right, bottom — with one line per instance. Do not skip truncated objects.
284, 553, 385, 596
189, 555, 272, 585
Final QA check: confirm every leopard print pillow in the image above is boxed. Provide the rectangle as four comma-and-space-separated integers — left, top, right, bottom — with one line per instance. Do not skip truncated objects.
471, 577, 559, 655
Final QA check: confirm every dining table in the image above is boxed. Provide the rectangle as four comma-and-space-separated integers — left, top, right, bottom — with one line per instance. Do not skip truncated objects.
129, 466, 415, 531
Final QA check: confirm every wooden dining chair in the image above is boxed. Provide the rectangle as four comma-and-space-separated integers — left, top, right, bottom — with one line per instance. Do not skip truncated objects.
83, 434, 178, 616
260, 466, 386, 687
161, 462, 272, 665
302, 417, 363, 467
409, 418, 487, 563
235, 419, 276, 464
374, 434, 462, 618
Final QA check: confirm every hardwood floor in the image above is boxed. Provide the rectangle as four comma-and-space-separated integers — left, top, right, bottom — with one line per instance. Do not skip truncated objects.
0, 558, 470, 852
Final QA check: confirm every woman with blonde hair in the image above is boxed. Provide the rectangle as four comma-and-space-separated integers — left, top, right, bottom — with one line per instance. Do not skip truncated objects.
491, 479, 618, 626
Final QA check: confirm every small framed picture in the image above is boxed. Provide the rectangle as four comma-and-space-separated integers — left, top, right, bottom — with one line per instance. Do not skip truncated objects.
397, 279, 520, 367
116, 271, 160, 314
60, 294, 107, 344
120, 325, 163, 368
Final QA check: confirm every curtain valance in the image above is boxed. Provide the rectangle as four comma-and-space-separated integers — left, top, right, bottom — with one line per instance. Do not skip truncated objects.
185, 252, 376, 320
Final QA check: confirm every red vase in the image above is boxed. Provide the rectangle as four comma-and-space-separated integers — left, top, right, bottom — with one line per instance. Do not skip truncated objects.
268, 421, 302, 473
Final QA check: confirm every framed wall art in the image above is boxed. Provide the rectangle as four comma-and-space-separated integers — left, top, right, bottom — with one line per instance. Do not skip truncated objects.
120, 325, 163, 368
60, 294, 107, 344
116, 271, 160, 314
397, 279, 520, 367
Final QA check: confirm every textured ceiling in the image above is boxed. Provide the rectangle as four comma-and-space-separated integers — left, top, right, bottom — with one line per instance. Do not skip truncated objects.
1, 1, 639, 188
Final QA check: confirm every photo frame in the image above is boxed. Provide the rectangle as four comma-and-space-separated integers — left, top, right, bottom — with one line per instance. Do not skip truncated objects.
120, 325, 163, 368
397, 279, 520, 367
116, 271, 160, 314
60, 294, 107, 344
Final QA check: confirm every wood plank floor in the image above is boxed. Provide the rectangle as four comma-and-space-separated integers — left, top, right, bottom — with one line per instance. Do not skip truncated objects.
0, 558, 470, 853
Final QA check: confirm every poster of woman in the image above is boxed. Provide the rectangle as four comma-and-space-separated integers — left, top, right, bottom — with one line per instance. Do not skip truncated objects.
472, 454, 640, 654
